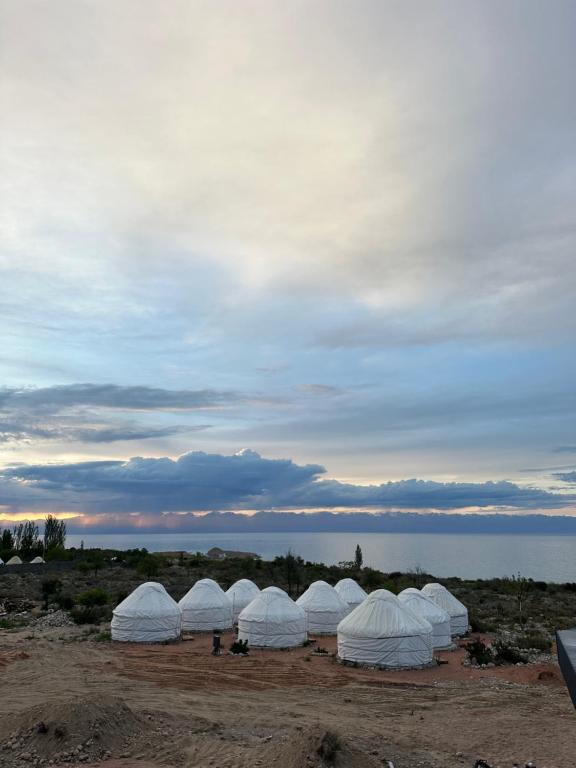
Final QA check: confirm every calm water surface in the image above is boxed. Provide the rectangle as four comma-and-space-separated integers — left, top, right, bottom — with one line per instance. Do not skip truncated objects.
66, 532, 576, 583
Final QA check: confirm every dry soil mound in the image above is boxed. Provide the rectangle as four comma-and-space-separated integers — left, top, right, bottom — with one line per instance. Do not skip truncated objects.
265, 726, 382, 768
0, 694, 143, 766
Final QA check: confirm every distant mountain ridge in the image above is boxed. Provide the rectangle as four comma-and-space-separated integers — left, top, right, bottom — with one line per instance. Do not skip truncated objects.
70, 509, 576, 535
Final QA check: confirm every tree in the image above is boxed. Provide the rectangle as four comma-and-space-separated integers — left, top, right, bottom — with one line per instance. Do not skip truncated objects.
44, 515, 67, 552
137, 555, 159, 580
282, 550, 302, 596
354, 544, 363, 570
1, 528, 14, 551
505, 573, 531, 624
19, 521, 41, 557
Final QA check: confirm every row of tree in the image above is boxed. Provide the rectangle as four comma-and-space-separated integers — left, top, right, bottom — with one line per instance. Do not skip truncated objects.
0, 515, 67, 560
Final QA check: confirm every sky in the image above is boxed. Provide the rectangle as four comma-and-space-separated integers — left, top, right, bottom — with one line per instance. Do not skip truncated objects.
0, 0, 575, 529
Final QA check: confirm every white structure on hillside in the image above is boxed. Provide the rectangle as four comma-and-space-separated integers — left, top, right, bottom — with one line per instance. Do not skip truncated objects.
421, 583, 469, 636
179, 578, 233, 632
237, 589, 307, 648
398, 588, 452, 649
30, 556, 45, 564
337, 589, 433, 669
111, 582, 181, 642
226, 579, 260, 621
297, 581, 349, 634
6, 555, 22, 565
334, 578, 367, 610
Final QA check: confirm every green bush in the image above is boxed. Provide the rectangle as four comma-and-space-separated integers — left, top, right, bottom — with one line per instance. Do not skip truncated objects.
230, 639, 249, 654
77, 588, 109, 607
465, 638, 494, 666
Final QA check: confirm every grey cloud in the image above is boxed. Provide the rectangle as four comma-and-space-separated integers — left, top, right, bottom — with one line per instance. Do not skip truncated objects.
553, 472, 576, 483
0, 448, 572, 516
0, 383, 277, 445
554, 447, 576, 454
0, 384, 243, 413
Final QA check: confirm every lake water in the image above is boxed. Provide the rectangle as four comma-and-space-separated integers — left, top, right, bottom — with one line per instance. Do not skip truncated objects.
66, 532, 576, 583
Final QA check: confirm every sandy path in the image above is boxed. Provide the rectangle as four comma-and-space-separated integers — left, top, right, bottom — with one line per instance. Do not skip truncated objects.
1, 629, 575, 767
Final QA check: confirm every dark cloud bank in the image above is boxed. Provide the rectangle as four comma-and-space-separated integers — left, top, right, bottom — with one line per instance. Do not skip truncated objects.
1, 450, 574, 531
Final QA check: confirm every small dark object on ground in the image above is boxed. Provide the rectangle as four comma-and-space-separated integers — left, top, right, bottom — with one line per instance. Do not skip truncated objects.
54, 727, 66, 740
473, 761, 492, 768
230, 638, 249, 655
317, 731, 341, 765
36, 722, 48, 734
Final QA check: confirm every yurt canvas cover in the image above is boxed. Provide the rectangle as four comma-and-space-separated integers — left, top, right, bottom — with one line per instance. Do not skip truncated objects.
337, 589, 433, 668
179, 578, 233, 631
398, 588, 452, 649
6, 555, 22, 565
111, 582, 181, 643
262, 586, 289, 597
30, 556, 45, 564
297, 581, 349, 634
421, 583, 468, 636
238, 590, 307, 648
226, 579, 260, 621
334, 578, 367, 609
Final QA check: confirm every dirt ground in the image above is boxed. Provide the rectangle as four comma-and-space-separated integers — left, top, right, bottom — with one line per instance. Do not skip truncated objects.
1, 625, 575, 768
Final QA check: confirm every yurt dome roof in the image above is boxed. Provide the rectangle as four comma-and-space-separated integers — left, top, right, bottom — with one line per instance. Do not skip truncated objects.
334, 578, 367, 605
398, 588, 451, 623
421, 583, 467, 617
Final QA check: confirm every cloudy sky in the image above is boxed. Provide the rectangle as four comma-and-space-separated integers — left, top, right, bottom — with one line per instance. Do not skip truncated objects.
1, 1, 575, 527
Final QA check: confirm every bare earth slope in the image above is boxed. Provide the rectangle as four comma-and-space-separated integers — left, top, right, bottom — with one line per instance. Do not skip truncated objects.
0, 627, 574, 768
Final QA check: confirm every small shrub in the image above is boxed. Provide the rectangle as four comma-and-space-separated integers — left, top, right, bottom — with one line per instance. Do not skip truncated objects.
465, 638, 494, 666
493, 640, 528, 665
93, 630, 112, 642
230, 638, 249, 655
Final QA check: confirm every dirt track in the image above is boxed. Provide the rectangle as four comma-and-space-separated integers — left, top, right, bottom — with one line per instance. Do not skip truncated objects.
1, 627, 575, 768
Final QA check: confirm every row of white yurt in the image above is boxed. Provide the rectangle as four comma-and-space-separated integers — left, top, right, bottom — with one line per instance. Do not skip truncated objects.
1, 555, 45, 565
111, 578, 261, 641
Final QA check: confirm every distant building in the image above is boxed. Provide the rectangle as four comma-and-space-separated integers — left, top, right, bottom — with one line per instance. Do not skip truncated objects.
206, 546, 259, 560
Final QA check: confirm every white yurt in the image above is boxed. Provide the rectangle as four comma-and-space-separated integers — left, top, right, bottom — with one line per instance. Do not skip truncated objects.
0, 557, 4, 565
30, 556, 45, 564
297, 581, 349, 634
337, 589, 434, 669
6, 555, 22, 565
237, 589, 307, 648
421, 583, 469, 637
398, 588, 452, 649
334, 578, 368, 610
226, 579, 261, 621
111, 582, 181, 643
179, 578, 233, 632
